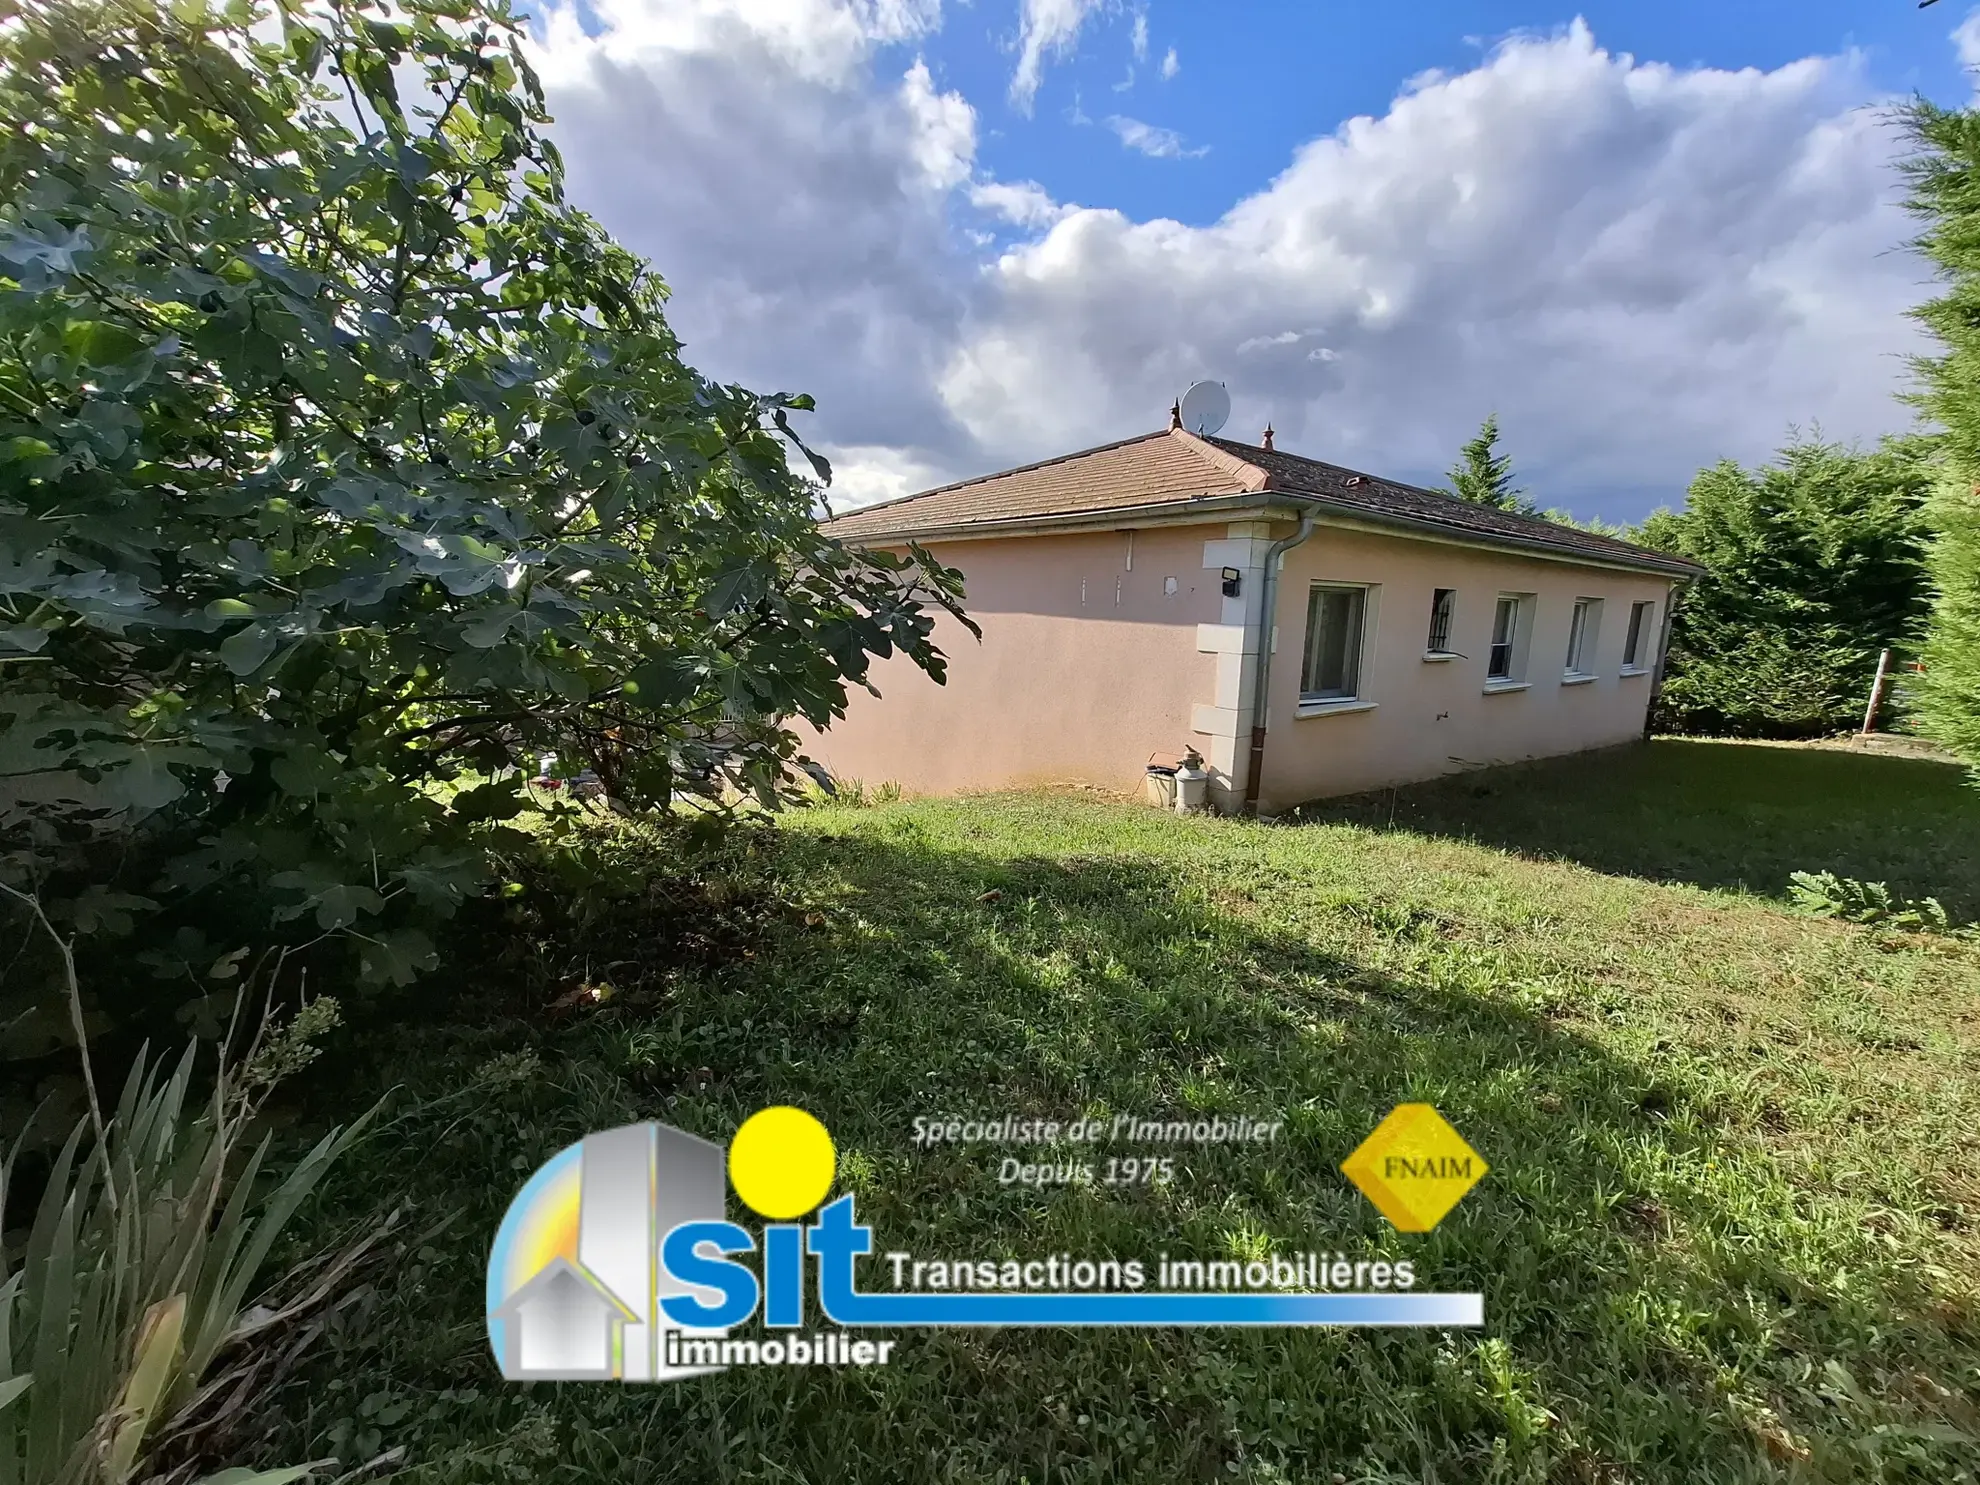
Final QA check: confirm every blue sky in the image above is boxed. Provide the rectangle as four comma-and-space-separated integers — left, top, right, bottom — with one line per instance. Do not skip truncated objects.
938, 2, 1973, 228
523, 1, 1980, 522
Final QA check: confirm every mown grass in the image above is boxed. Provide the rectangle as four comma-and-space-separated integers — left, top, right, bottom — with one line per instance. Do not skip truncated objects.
1294, 737, 1980, 920
256, 740, 1979, 1484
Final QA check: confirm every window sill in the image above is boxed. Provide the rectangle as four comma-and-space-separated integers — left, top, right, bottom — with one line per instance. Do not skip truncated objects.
1482, 680, 1529, 695
1421, 651, 1459, 663
1561, 673, 1597, 686
1619, 666, 1651, 677
1295, 698, 1379, 719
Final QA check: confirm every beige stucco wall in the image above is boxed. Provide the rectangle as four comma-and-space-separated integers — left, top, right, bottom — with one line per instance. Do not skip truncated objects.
1247, 524, 1677, 811
797, 526, 1221, 795
803, 513, 1678, 811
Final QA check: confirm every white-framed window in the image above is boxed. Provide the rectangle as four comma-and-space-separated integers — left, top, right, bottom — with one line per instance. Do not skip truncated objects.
1487, 594, 1524, 682
1564, 598, 1602, 679
1622, 600, 1655, 671
1426, 588, 1456, 654
1301, 583, 1370, 701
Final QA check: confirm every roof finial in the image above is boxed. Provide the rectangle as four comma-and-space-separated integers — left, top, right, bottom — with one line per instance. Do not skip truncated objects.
1261, 423, 1275, 452
1169, 399, 1182, 431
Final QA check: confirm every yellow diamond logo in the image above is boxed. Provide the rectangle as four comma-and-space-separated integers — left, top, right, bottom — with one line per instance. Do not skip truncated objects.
1342, 1104, 1487, 1232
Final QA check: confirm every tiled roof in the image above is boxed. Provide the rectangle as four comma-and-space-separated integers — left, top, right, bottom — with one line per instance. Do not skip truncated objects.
819, 430, 1256, 542
1198, 435, 1699, 575
821, 427, 1698, 576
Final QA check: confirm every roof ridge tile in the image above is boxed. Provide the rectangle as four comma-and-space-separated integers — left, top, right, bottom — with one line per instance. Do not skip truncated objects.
1200, 434, 1686, 571
1169, 428, 1273, 492
820, 426, 1699, 577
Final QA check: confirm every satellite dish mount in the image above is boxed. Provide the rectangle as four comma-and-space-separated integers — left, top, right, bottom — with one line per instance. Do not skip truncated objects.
1177, 380, 1231, 438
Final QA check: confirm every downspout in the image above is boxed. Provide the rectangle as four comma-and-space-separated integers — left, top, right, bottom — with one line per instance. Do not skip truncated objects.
1241, 508, 1320, 813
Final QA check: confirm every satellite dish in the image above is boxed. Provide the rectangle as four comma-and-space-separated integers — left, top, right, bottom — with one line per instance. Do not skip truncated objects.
1178, 380, 1231, 437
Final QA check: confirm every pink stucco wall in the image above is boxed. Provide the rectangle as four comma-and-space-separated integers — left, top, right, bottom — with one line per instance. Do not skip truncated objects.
801, 514, 1679, 809
1253, 524, 1677, 810
797, 526, 1221, 795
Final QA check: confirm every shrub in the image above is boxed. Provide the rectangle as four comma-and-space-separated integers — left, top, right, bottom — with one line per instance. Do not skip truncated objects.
0, 0, 971, 1025
1786, 870, 1953, 933
1, 1008, 370, 1485
1642, 439, 1934, 737
1910, 475, 1980, 767
1895, 100, 1980, 770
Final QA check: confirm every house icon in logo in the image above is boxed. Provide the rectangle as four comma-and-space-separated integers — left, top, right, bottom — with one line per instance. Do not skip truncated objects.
488, 1256, 638, 1380
487, 1120, 730, 1381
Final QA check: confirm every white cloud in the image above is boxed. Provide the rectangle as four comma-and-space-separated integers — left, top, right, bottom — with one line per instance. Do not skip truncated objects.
1110, 8, 1146, 92
1106, 114, 1209, 158
1011, 0, 1107, 114
531, 0, 941, 88
523, 0, 983, 463
817, 442, 963, 509
937, 23, 1930, 518
1160, 45, 1179, 81
1955, 7, 1980, 71
1236, 331, 1342, 361
901, 56, 976, 189
526, 8, 1935, 524
970, 178, 1076, 228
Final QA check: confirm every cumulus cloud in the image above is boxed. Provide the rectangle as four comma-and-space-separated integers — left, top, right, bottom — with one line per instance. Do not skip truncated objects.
1955, 7, 1980, 71
970, 178, 1077, 228
1011, 0, 1107, 114
941, 22, 1929, 518
1160, 45, 1179, 80
531, 0, 941, 85
1106, 114, 1209, 158
900, 56, 976, 189
1131, 8, 1148, 62
815, 442, 962, 510
523, 0, 983, 470
523, 7, 1933, 521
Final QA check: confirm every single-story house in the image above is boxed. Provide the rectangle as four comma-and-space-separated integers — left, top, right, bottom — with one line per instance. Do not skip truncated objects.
806, 420, 1702, 815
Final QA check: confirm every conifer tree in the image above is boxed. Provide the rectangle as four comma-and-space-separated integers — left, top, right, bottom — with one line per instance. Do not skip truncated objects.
1445, 414, 1535, 515
1901, 101, 1980, 768
1644, 438, 1933, 737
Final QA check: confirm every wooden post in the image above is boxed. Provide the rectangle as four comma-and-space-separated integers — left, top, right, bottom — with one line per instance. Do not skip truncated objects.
1860, 647, 1893, 735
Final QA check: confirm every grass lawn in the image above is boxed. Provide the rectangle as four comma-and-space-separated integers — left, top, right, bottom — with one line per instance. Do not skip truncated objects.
1292, 737, 1980, 922
260, 739, 1980, 1484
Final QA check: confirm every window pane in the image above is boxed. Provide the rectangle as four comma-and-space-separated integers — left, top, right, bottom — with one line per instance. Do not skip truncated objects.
1566, 601, 1590, 671
1489, 597, 1517, 679
1427, 589, 1454, 652
1304, 587, 1364, 698
1624, 602, 1649, 666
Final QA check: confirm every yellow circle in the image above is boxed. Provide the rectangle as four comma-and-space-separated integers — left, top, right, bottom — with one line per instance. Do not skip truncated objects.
728, 1106, 836, 1219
